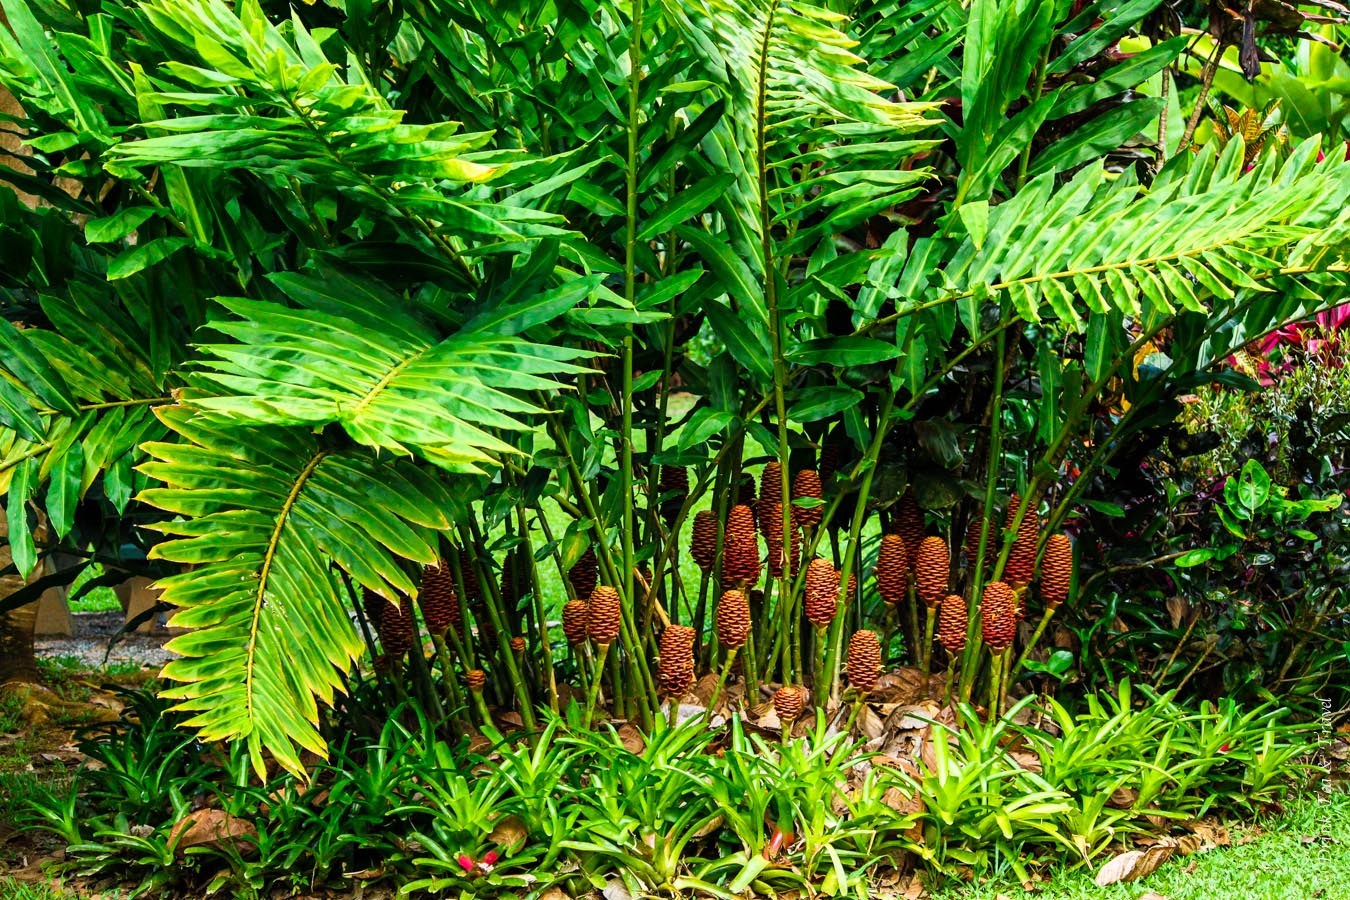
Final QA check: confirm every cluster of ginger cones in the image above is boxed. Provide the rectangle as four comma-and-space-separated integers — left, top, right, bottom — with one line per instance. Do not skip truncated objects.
361, 459, 1075, 731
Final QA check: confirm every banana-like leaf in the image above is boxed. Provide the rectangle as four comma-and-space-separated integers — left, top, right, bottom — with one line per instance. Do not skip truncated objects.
191, 270, 593, 472
141, 404, 455, 777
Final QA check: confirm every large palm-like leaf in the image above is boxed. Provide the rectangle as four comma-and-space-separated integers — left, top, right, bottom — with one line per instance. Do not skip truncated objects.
191, 270, 594, 472
933, 137, 1350, 334
141, 405, 456, 776
0, 236, 188, 574
661, 0, 938, 249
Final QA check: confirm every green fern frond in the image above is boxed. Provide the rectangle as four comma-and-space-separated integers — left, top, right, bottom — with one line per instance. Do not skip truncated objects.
936, 136, 1350, 331
190, 270, 594, 472
661, 0, 940, 251
141, 405, 454, 777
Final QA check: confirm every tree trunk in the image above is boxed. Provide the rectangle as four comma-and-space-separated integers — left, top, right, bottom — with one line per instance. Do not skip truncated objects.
0, 512, 41, 684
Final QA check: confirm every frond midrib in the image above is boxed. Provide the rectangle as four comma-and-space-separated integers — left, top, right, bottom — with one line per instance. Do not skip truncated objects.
244, 448, 329, 727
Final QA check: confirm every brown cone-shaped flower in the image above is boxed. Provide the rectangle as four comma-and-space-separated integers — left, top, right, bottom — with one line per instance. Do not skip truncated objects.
418, 562, 461, 635
895, 488, 925, 572
587, 585, 622, 645
818, 441, 841, 483
372, 653, 392, 674
499, 556, 519, 607
465, 669, 487, 692
1041, 533, 1073, 607
764, 503, 801, 578
562, 599, 589, 645
691, 510, 718, 573
716, 589, 751, 648
721, 504, 761, 588
791, 469, 823, 530
737, 472, 757, 507
727, 503, 756, 540
472, 603, 497, 646
875, 534, 908, 604
366, 589, 413, 658
1004, 495, 1039, 585
658, 465, 689, 527
980, 582, 1017, 651
510, 636, 526, 654
568, 546, 598, 600
847, 630, 882, 693
846, 571, 858, 601
760, 461, 783, 510
657, 624, 697, 697
773, 685, 807, 723
938, 594, 967, 654
459, 562, 482, 603
361, 587, 385, 630
964, 515, 996, 571
804, 557, 839, 628
916, 536, 949, 609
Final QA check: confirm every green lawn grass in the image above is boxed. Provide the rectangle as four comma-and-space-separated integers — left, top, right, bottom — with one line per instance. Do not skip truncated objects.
0, 879, 124, 899
933, 788, 1350, 900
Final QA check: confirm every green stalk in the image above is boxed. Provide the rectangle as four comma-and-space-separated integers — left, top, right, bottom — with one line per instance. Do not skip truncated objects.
348, 571, 396, 709
468, 687, 493, 728
573, 643, 592, 712
751, 0, 796, 691
742, 628, 760, 704
705, 647, 738, 722
619, 0, 647, 720
388, 660, 408, 705
961, 326, 1009, 702
811, 627, 828, 707
986, 650, 1005, 717
431, 635, 467, 725
920, 605, 937, 690
459, 521, 536, 730
517, 502, 559, 712
905, 580, 921, 666
1015, 45, 1052, 192
442, 544, 478, 670
399, 593, 442, 723
583, 643, 612, 730
692, 570, 711, 666
841, 698, 864, 741
1011, 606, 1058, 679
824, 369, 902, 703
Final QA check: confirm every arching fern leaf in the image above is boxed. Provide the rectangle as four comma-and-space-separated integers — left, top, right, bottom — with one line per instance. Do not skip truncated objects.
141, 405, 456, 777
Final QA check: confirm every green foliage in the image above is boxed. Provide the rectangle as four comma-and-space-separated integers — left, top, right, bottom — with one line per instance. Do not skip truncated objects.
0, 0, 1348, 777
18, 685, 1318, 897
1072, 340, 1350, 704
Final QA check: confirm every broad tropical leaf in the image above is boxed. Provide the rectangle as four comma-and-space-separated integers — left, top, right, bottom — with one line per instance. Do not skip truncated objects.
190, 269, 593, 472
141, 405, 455, 777
935, 137, 1350, 331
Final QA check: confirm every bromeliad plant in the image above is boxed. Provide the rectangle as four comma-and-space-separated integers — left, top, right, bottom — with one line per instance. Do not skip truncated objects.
20, 684, 1318, 896
1, 0, 1349, 778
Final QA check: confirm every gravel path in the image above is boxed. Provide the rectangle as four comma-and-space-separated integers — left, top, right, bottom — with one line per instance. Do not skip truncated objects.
35, 611, 179, 670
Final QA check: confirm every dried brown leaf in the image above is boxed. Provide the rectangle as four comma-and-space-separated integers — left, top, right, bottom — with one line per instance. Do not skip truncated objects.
168, 809, 257, 855
489, 815, 528, 851
1093, 846, 1173, 886
1108, 786, 1139, 809
1165, 596, 1190, 629
615, 723, 646, 755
